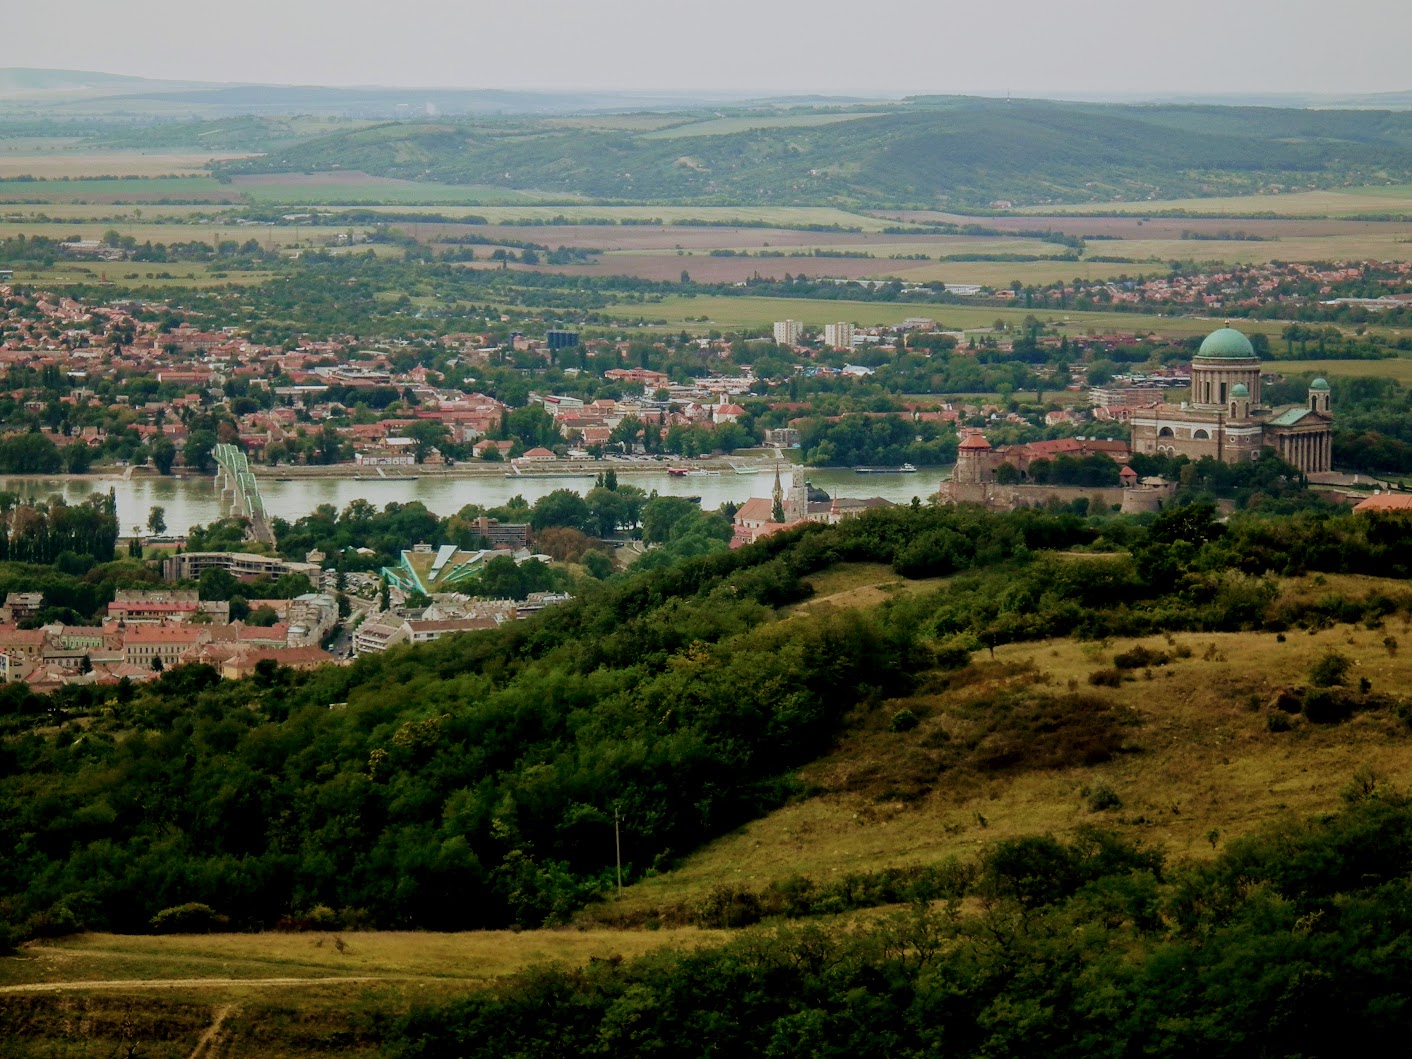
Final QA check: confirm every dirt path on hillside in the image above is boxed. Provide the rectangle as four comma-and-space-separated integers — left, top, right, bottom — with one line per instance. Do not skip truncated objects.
188, 1003, 236, 1059
0, 975, 400, 994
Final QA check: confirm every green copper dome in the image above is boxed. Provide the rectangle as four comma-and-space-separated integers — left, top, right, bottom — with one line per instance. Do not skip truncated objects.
1310, 378, 1330, 391
1230, 383, 1249, 398
1197, 326, 1256, 360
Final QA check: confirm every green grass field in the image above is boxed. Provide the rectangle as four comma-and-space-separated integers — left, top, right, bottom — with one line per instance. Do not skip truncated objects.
423, 204, 912, 230
0, 150, 251, 179
1272, 357, 1412, 384
4, 263, 276, 289
0, 176, 238, 202
229, 175, 567, 205
881, 258, 1144, 286
605, 294, 1311, 338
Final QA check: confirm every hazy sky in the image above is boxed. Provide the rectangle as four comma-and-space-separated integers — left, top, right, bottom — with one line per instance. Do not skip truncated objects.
13, 0, 1412, 98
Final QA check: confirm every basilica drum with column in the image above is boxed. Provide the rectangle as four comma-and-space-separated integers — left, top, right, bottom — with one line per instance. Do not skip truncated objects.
1129, 325, 1333, 473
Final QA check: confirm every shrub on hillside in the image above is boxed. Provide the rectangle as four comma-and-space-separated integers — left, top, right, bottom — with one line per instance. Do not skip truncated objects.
149, 903, 230, 934
889, 709, 920, 733
1303, 688, 1355, 725
1310, 650, 1353, 687
1113, 645, 1170, 670
1087, 784, 1123, 812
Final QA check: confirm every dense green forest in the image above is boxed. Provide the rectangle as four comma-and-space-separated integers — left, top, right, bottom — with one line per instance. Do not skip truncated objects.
3, 499, 1412, 948
389, 793, 1412, 1058
209, 98, 1412, 208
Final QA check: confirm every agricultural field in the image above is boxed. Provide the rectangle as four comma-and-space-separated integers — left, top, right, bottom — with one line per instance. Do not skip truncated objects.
546, 253, 897, 284
0, 220, 336, 248
450, 205, 912, 229
0, 203, 223, 221
1019, 183, 1412, 218
1059, 234, 1412, 268
0, 150, 254, 179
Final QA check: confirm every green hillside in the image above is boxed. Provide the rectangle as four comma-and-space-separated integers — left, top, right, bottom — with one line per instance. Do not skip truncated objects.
4, 500, 1412, 1055
210, 98, 1412, 208
4, 499, 1412, 944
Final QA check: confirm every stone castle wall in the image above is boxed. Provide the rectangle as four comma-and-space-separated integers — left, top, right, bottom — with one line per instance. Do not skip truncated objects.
938, 481, 1130, 513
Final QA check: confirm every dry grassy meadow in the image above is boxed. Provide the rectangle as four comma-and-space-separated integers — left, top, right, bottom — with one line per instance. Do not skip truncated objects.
596, 566, 1412, 915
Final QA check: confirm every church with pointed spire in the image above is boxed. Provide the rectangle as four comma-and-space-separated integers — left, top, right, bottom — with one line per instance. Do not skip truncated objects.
1128, 324, 1333, 473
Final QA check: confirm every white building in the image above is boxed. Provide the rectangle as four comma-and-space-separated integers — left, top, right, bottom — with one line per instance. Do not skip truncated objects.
823, 322, 855, 350
353, 621, 409, 656
773, 319, 803, 346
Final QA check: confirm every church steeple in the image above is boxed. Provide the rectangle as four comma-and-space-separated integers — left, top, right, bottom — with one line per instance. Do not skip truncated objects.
771, 464, 785, 523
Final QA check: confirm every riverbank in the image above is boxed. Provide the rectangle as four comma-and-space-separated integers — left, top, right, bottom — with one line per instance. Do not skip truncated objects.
256, 456, 786, 480
1, 466, 948, 539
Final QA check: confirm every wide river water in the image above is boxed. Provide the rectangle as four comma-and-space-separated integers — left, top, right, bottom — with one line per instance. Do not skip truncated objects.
0, 466, 953, 537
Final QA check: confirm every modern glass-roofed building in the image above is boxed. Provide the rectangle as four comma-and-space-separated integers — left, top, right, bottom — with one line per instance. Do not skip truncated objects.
381, 544, 497, 596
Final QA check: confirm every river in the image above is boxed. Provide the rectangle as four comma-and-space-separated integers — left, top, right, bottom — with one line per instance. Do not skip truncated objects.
0, 466, 952, 537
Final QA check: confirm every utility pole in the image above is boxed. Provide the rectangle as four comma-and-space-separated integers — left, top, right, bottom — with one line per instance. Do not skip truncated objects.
615, 807, 623, 898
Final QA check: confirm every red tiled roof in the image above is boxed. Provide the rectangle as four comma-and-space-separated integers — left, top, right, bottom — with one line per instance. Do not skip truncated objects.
1354, 494, 1412, 512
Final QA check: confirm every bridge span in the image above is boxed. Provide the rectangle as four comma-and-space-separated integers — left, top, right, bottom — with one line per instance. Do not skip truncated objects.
212, 443, 274, 545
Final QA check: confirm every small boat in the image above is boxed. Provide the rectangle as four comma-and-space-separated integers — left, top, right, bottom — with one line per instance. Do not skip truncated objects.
667, 467, 690, 477
854, 463, 918, 474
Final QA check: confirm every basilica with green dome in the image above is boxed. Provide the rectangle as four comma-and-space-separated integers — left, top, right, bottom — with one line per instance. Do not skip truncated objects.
1129, 324, 1333, 473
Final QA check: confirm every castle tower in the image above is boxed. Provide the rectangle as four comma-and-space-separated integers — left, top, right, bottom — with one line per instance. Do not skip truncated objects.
953, 432, 993, 485
1308, 377, 1331, 413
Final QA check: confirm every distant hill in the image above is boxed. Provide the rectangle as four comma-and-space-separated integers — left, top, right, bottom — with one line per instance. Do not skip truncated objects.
0, 68, 202, 96
0, 68, 765, 118
10, 72, 1412, 209
210, 97, 1412, 209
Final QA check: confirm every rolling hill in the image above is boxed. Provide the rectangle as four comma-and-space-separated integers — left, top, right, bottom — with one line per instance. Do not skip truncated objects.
208, 97, 1412, 208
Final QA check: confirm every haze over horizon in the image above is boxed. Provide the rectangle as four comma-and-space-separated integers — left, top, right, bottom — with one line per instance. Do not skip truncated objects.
9, 0, 1410, 101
